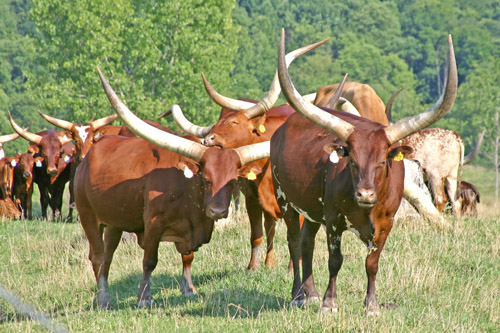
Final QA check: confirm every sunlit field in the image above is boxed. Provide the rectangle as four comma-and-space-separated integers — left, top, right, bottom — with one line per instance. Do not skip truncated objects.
0, 165, 499, 332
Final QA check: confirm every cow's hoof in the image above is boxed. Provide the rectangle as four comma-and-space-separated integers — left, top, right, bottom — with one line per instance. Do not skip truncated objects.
321, 306, 338, 314
137, 298, 155, 308
290, 298, 305, 307
306, 296, 321, 305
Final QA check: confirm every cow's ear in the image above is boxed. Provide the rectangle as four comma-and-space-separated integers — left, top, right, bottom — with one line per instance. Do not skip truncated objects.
93, 128, 106, 142
388, 145, 413, 161
252, 115, 267, 135
27, 144, 39, 154
238, 163, 263, 181
177, 160, 199, 179
34, 156, 44, 167
323, 143, 348, 163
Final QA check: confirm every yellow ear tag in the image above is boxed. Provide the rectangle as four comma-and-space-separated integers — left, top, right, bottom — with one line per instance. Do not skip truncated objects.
247, 170, 257, 180
393, 151, 404, 161
258, 124, 266, 133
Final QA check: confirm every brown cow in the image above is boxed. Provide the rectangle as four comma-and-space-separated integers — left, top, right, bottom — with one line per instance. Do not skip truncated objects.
0, 197, 21, 219
74, 68, 271, 309
12, 152, 44, 219
458, 181, 480, 217
167, 39, 328, 270
0, 156, 16, 200
271, 30, 456, 314
9, 116, 74, 219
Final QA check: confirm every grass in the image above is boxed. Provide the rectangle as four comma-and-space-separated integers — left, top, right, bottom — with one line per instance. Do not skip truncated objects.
0, 165, 498, 332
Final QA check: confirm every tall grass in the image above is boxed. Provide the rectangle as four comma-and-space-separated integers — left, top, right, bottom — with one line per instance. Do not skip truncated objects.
0, 165, 498, 332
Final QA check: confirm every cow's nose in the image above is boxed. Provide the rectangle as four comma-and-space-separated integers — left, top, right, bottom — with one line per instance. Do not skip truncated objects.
207, 206, 228, 220
355, 188, 377, 207
47, 168, 58, 176
23, 172, 32, 179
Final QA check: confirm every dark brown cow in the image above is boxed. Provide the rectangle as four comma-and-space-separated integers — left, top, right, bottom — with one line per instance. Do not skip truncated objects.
458, 181, 480, 217
12, 152, 44, 219
74, 68, 271, 309
168, 39, 328, 269
271, 31, 456, 314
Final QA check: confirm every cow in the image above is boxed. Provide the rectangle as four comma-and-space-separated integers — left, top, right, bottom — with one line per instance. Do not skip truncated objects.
0, 197, 21, 219
8, 115, 74, 220
74, 68, 271, 309
270, 30, 456, 314
0, 156, 16, 200
167, 39, 328, 270
458, 181, 480, 217
12, 152, 44, 219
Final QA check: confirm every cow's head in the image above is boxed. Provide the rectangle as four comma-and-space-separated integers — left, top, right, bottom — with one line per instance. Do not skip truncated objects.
278, 29, 457, 208
9, 114, 72, 177
98, 69, 270, 220
164, 38, 329, 148
37, 111, 117, 161
14, 152, 42, 191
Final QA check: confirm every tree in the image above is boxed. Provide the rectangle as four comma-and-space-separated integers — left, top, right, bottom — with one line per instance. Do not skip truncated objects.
26, 0, 239, 130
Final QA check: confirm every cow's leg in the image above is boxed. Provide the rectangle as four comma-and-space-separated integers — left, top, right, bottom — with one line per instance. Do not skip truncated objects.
428, 175, 446, 212
26, 187, 33, 220
67, 179, 75, 222
321, 218, 344, 313
263, 211, 276, 268
445, 176, 461, 216
180, 252, 197, 295
363, 219, 392, 316
136, 227, 162, 307
282, 208, 303, 306
79, 210, 110, 309
39, 186, 50, 219
245, 195, 264, 270
301, 219, 321, 304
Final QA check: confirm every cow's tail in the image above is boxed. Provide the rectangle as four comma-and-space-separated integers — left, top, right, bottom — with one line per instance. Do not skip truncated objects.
458, 138, 464, 201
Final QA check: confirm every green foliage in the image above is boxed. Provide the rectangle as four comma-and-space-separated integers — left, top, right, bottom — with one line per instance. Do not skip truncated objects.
26, 0, 238, 129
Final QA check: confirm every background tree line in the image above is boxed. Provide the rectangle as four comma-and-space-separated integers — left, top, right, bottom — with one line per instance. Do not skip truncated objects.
1, 0, 499, 174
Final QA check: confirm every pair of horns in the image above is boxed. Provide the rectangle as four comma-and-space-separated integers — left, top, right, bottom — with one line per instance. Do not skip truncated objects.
37, 111, 117, 132
278, 28, 458, 144
164, 38, 329, 138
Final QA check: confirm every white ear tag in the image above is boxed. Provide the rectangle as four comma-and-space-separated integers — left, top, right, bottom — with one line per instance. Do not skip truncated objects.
36, 160, 43, 167
329, 151, 339, 163
11, 160, 17, 167
184, 167, 194, 178
64, 155, 71, 163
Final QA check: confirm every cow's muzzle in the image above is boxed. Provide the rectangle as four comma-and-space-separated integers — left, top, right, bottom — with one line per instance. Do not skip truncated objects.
355, 188, 377, 208
207, 206, 229, 220
47, 167, 58, 176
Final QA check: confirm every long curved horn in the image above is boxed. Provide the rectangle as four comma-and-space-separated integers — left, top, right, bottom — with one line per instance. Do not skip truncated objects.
170, 105, 213, 138
202, 38, 329, 117
384, 35, 457, 144
337, 98, 361, 116
464, 129, 486, 165
9, 113, 43, 145
97, 68, 208, 161
234, 141, 270, 166
278, 29, 355, 141
90, 113, 118, 129
0, 132, 21, 144
201, 73, 256, 111
303, 93, 317, 103
325, 73, 348, 109
244, 37, 330, 119
385, 88, 403, 124
38, 110, 74, 131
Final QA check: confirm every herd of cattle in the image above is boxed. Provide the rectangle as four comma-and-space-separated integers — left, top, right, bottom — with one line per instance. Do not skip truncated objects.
0, 31, 485, 314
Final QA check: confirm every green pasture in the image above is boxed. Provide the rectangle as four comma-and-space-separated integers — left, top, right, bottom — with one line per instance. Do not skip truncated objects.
0, 165, 499, 332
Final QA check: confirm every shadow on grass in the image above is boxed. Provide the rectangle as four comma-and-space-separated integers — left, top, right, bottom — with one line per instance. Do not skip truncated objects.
79, 268, 288, 318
